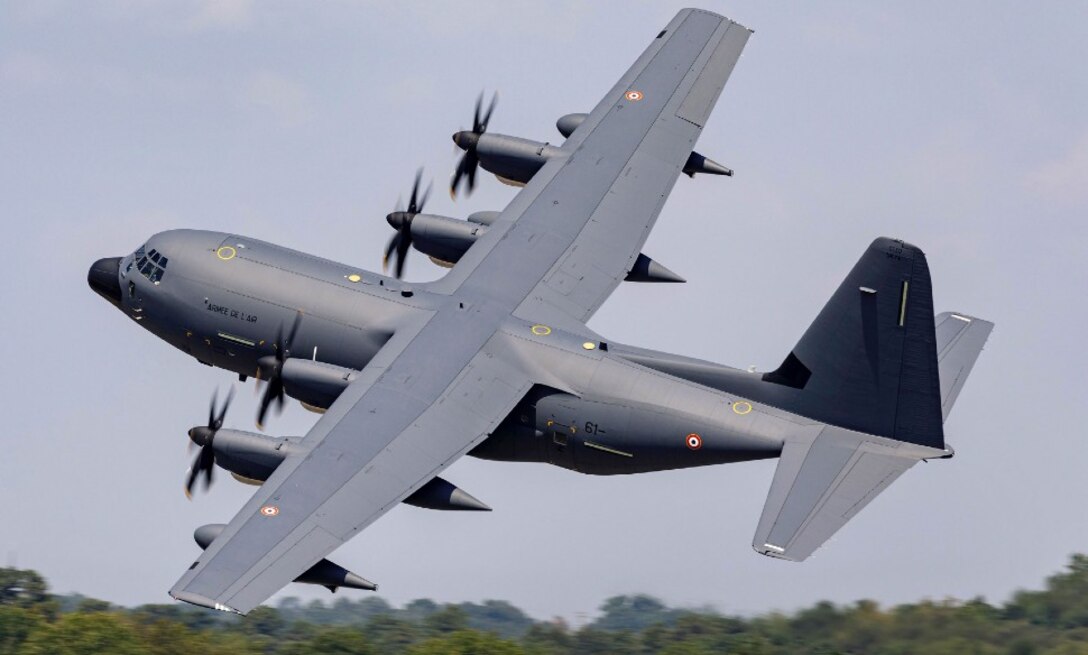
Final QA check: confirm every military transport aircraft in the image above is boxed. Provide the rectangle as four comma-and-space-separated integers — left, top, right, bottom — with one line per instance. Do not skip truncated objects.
87, 9, 992, 615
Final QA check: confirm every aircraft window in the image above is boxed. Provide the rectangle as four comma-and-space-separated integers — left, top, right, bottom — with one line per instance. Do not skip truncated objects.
130, 245, 167, 284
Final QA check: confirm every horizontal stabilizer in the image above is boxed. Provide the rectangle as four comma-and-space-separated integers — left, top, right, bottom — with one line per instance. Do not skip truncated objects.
753, 426, 946, 561
935, 312, 994, 421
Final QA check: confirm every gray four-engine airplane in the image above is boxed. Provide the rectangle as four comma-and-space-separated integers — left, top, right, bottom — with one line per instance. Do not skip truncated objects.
88, 9, 992, 614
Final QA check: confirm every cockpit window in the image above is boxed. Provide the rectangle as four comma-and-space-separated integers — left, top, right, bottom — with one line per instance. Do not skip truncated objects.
130, 244, 168, 284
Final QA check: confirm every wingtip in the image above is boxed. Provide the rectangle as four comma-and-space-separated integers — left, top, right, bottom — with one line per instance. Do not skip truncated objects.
170, 590, 245, 615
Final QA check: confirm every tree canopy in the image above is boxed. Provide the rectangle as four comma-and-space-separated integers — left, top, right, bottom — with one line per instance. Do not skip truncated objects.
4, 555, 1088, 653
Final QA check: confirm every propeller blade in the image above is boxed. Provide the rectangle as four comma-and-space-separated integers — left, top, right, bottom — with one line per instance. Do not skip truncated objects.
450, 151, 478, 199
201, 446, 214, 488
393, 214, 411, 279
207, 389, 217, 428
408, 168, 422, 213
256, 376, 281, 430
184, 456, 201, 499
214, 387, 234, 430
383, 232, 400, 273
284, 311, 302, 354
480, 92, 497, 132
418, 181, 432, 214
472, 92, 483, 133
451, 155, 468, 198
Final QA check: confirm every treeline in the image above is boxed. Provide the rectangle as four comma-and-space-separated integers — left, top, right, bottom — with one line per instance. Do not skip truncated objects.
4, 555, 1088, 654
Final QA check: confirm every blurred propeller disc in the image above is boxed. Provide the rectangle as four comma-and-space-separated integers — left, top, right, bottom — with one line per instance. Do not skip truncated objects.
185, 387, 234, 498
450, 91, 497, 199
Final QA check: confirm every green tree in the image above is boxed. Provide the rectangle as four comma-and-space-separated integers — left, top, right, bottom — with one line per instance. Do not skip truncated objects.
363, 614, 420, 654
18, 612, 143, 655
460, 600, 534, 638
594, 594, 677, 632
0, 568, 55, 619
522, 621, 572, 655
424, 605, 469, 635
407, 629, 524, 655
0, 606, 46, 652
279, 625, 373, 655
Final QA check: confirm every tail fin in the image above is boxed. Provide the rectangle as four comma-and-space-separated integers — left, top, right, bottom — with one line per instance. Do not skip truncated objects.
934, 312, 994, 421
751, 241, 995, 562
763, 238, 944, 449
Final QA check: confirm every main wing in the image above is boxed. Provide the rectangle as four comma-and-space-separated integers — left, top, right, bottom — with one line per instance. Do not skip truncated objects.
431, 9, 751, 325
169, 313, 534, 614
170, 9, 752, 614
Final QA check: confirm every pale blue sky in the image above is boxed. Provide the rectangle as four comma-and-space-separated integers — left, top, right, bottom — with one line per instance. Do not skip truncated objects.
1, 1, 1086, 620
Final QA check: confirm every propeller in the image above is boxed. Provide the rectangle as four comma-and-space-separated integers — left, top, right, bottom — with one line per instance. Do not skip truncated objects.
382, 169, 431, 279
450, 91, 498, 199
185, 387, 234, 498
256, 311, 303, 430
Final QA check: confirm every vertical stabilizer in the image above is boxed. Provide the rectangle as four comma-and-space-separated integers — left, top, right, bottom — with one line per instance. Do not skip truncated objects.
763, 238, 944, 449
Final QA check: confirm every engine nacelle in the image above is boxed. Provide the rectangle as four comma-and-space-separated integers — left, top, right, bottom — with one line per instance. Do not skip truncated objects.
556, 112, 588, 138
279, 359, 358, 411
206, 429, 298, 483
474, 133, 562, 186
406, 213, 489, 266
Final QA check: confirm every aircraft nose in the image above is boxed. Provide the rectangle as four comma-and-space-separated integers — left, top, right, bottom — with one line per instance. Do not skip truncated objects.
88, 257, 123, 308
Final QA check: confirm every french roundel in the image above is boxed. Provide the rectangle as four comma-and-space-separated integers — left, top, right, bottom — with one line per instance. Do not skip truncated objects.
686, 433, 703, 450
625, 90, 644, 101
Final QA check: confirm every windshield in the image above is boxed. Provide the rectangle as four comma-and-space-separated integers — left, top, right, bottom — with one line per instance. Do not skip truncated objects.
127, 245, 169, 285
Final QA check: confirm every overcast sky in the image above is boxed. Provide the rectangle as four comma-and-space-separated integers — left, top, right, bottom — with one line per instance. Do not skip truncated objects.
2, 0, 1086, 621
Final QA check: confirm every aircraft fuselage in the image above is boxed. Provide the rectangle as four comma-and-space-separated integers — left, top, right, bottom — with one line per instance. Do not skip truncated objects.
91, 228, 789, 477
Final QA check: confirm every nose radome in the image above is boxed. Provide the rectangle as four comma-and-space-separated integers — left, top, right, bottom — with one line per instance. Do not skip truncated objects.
88, 257, 123, 308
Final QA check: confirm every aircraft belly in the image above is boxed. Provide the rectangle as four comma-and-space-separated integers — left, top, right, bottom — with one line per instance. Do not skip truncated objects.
472, 387, 780, 475
539, 395, 778, 475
